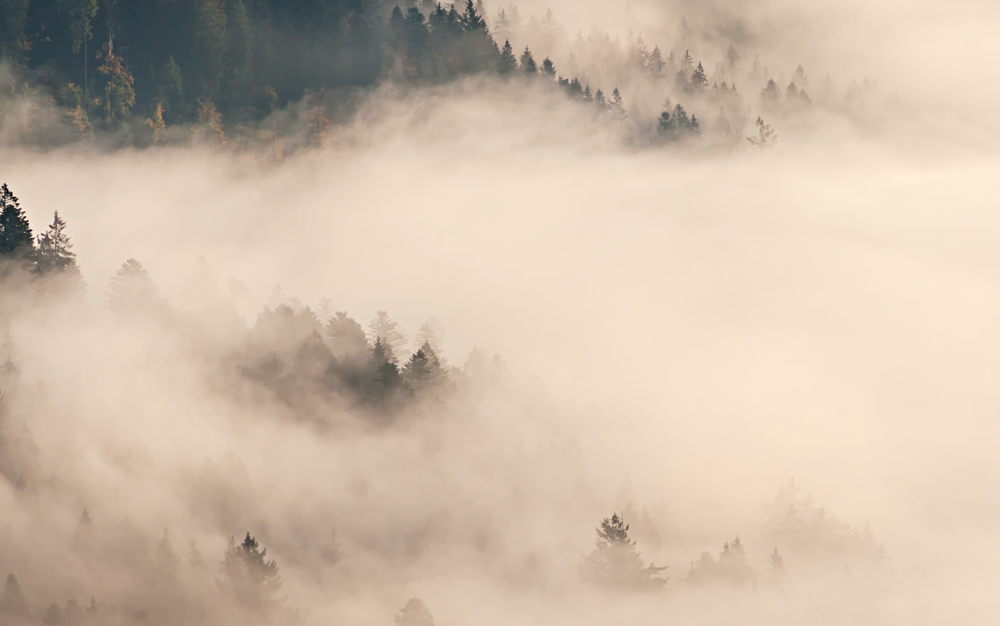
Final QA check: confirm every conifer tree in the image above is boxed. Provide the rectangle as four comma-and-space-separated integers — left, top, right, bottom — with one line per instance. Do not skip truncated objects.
768, 547, 786, 580
97, 40, 136, 123
395, 597, 434, 626
221, 532, 283, 611
498, 40, 516, 75
519, 46, 537, 74
648, 46, 664, 78
594, 89, 605, 109
0, 573, 28, 615
540, 57, 556, 78
747, 116, 776, 149
35, 212, 79, 275
328, 312, 369, 362
0, 185, 33, 264
761, 78, 781, 105
580, 513, 666, 590
608, 88, 627, 121
367, 311, 406, 360
690, 61, 707, 90
106, 259, 162, 315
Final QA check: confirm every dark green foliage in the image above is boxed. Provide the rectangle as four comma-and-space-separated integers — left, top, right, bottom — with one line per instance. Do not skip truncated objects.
0, 0, 29, 61
395, 598, 434, 626
580, 513, 667, 590
0, 184, 33, 261
221, 532, 283, 611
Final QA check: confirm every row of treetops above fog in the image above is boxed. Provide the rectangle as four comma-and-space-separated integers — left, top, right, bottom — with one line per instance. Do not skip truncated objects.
0, 0, 819, 149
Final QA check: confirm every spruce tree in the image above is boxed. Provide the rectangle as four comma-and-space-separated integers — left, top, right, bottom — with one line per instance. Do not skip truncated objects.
395, 598, 434, 626
540, 57, 556, 78
221, 532, 283, 611
498, 40, 516, 75
608, 88, 627, 121
690, 62, 707, 90
0, 573, 28, 615
580, 513, 666, 590
519, 47, 537, 74
35, 212, 79, 275
0, 184, 34, 261
106, 259, 162, 315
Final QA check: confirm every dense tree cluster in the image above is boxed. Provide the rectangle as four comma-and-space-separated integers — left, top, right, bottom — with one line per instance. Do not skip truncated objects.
0, 184, 82, 287
0, 0, 841, 149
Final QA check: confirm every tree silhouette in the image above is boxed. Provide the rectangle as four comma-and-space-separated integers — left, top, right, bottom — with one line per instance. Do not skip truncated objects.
540, 57, 556, 78
220, 532, 283, 611
580, 513, 666, 590
395, 597, 434, 626
0, 184, 34, 261
747, 116, 776, 150
498, 40, 516, 75
106, 259, 162, 315
35, 212, 79, 276
519, 47, 537, 74
0, 573, 29, 615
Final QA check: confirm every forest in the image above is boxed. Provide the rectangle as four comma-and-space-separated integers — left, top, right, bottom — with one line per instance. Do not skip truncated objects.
0, 0, 879, 150
0, 180, 891, 625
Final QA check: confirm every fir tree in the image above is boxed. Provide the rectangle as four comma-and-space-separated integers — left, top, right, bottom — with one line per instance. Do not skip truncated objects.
690, 61, 708, 90
608, 87, 627, 121
106, 259, 162, 315
648, 46, 664, 78
0, 184, 33, 261
761, 78, 781, 105
35, 212, 79, 275
97, 40, 136, 123
540, 57, 556, 78
519, 46, 537, 74
747, 116, 776, 149
768, 547, 786, 580
0, 573, 28, 615
220, 532, 283, 611
395, 597, 434, 626
367, 311, 406, 360
498, 40, 516, 75
580, 513, 666, 590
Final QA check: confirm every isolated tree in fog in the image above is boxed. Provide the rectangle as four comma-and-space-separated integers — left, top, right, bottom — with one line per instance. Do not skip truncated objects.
748, 116, 776, 150
717, 536, 754, 584
35, 212, 79, 275
540, 57, 556, 78
107, 259, 162, 315
608, 88, 627, 122
221, 532, 283, 611
581, 513, 666, 590
0, 573, 29, 615
395, 597, 434, 626
768, 547, 786, 580
0, 184, 34, 260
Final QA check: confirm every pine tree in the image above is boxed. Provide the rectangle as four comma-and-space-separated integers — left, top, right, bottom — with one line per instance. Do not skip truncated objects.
35, 212, 79, 275
608, 88, 627, 121
580, 513, 666, 590
747, 116, 776, 150
498, 40, 516, 75
540, 57, 556, 78
328, 312, 369, 362
0, 184, 33, 261
0, 573, 28, 615
594, 89, 606, 109
155, 529, 179, 577
106, 259, 162, 315
395, 598, 434, 626
221, 533, 283, 611
768, 547, 786, 580
648, 46, 664, 78
761, 78, 781, 105
519, 46, 537, 74
690, 61, 707, 90
726, 43, 739, 67
97, 40, 136, 123
459, 0, 485, 31
367, 311, 406, 361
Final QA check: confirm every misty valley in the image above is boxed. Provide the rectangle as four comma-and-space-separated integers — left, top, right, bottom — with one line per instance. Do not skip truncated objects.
1, 0, 999, 624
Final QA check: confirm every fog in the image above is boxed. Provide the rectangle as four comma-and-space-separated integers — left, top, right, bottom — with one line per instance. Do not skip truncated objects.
1, 0, 999, 625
